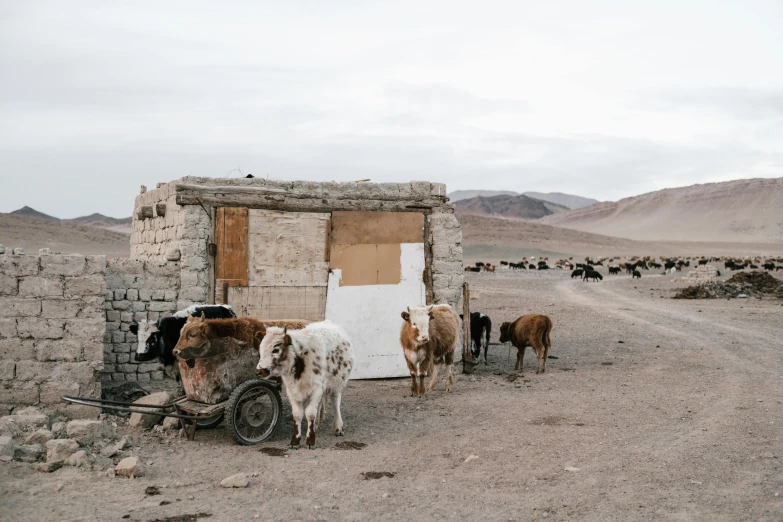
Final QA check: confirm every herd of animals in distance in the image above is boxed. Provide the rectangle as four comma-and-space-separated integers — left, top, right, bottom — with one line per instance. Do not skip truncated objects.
465, 255, 783, 281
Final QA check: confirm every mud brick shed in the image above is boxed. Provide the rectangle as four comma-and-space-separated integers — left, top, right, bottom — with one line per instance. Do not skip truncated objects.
132, 177, 464, 379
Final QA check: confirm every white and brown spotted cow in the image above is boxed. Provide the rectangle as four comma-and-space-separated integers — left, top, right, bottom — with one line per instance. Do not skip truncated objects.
256, 321, 354, 450
400, 304, 460, 397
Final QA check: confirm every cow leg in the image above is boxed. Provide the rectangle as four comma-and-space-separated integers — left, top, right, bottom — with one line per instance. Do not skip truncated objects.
304, 390, 324, 449
315, 394, 326, 430
332, 389, 344, 436
444, 350, 455, 392
406, 359, 417, 397
516, 346, 525, 374
290, 401, 304, 449
532, 339, 545, 374
427, 362, 440, 391
483, 329, 489, 364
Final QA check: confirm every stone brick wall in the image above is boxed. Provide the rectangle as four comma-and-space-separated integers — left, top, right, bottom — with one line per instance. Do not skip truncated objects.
130, 183, 185, 261
428, 212, 464, 308
0, 254, 105, 414
686, 264, 719, 283
103, 258, 180, 384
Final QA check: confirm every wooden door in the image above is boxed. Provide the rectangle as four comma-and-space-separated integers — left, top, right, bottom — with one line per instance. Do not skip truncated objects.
218, 208, 330, 321
215, 207, 248, 303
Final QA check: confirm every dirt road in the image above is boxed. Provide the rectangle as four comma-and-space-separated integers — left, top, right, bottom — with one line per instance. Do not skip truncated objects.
3, 269, 783, 521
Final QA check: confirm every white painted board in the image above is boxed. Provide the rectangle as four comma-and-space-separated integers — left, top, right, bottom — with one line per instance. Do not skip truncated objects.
325, 243, 426, 379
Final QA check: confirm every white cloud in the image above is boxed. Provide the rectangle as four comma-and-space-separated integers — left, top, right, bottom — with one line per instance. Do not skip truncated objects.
0, 0, 782, 217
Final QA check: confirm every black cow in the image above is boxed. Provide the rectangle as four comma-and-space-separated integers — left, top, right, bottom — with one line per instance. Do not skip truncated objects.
632, 270, 641, 279
460, 312, 492, 364
583, 270, 603, 282
608, 267, 621, 275
571, 269, 584, 279
129, 304, 237, 369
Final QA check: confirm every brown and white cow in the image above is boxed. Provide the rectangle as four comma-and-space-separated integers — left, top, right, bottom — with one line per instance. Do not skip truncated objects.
399, 304, 460, 397
256, 321, 354, 450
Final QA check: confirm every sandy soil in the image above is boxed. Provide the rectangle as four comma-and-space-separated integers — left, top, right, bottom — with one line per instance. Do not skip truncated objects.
459, 213, 783, 261
3, 267, 783, 521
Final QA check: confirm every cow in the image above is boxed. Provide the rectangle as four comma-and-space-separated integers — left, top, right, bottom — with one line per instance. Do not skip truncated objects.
172, 315, 311, 359
460, 312, 492, 364
499, 314, 553, 374
257, 322, 354, 449
571, 269, 584, 279
632, 270, 641, 279
583, 269, 603, 282
608, 267, 621, 275
400, 304, 460, 397
129, 304, 236, 375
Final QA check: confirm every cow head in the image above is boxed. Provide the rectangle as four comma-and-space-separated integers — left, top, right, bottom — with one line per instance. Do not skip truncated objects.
256, 326, 291, 378
172, 313, 209, 358
129, 320, 161, 362
401, 305, 434, 344
499, 322, 512, 343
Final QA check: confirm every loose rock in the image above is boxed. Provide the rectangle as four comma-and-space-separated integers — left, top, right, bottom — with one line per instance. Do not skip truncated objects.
128, 392, 173, 429
220, 473, 250, 488
66, 420, 107, 446
161, 416, 180, 431
0, 435, 15, 457
115, 456, 144, 478
14, 444, 46, 463
46, 439, 79, 462
65, 450, 90, 468
37, 460, 64, 473
25, 429, 54, 446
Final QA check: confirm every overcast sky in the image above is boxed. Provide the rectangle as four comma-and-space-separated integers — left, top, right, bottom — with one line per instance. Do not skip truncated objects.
1, 1, 782, 218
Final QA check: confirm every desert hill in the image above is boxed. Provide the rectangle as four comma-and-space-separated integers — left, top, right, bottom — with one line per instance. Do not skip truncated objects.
7, 207, 133, 234
10, 206, 59, 221
455, 194, 569, 220
539, 177, 783, 243
448, 190, 518, 202
522, 191, 599, 210
458, 214, 783, 260
0, 213, 130, 256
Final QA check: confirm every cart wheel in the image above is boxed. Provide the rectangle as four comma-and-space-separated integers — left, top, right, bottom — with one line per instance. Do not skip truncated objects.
225, 380, 282, 445
196, 413, 224, 430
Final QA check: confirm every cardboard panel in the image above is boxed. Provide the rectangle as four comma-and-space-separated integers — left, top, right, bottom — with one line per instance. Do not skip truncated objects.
247, 209, 330, 287
331, 211, 424, 245
329, 244, 402, 286
229, 286, 327, 321
215, 207, 249, 301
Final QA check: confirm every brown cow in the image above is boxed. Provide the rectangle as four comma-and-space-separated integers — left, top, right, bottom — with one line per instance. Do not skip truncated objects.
499, 314, 553, 374
172, 315, 311, 358
400, 304, 460, 397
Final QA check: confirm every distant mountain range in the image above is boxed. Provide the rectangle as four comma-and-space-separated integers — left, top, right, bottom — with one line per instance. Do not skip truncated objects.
9, 207, 132, 234
522, 192, 600, 210
454, 194, 570, 220
448, 190, 600, 210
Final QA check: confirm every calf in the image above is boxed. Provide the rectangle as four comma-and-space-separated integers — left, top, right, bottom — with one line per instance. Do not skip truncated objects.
400, 304, 460, 397
571, 269, 584, 279
460, 312, 492, 364
632, 270, 641, 279
499, 314, 553, 374
257, 322, 354, 449
129, 304, 236, 373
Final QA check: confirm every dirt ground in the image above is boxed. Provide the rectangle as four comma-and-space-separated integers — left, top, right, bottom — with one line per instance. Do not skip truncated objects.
3, 268, 783, 521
